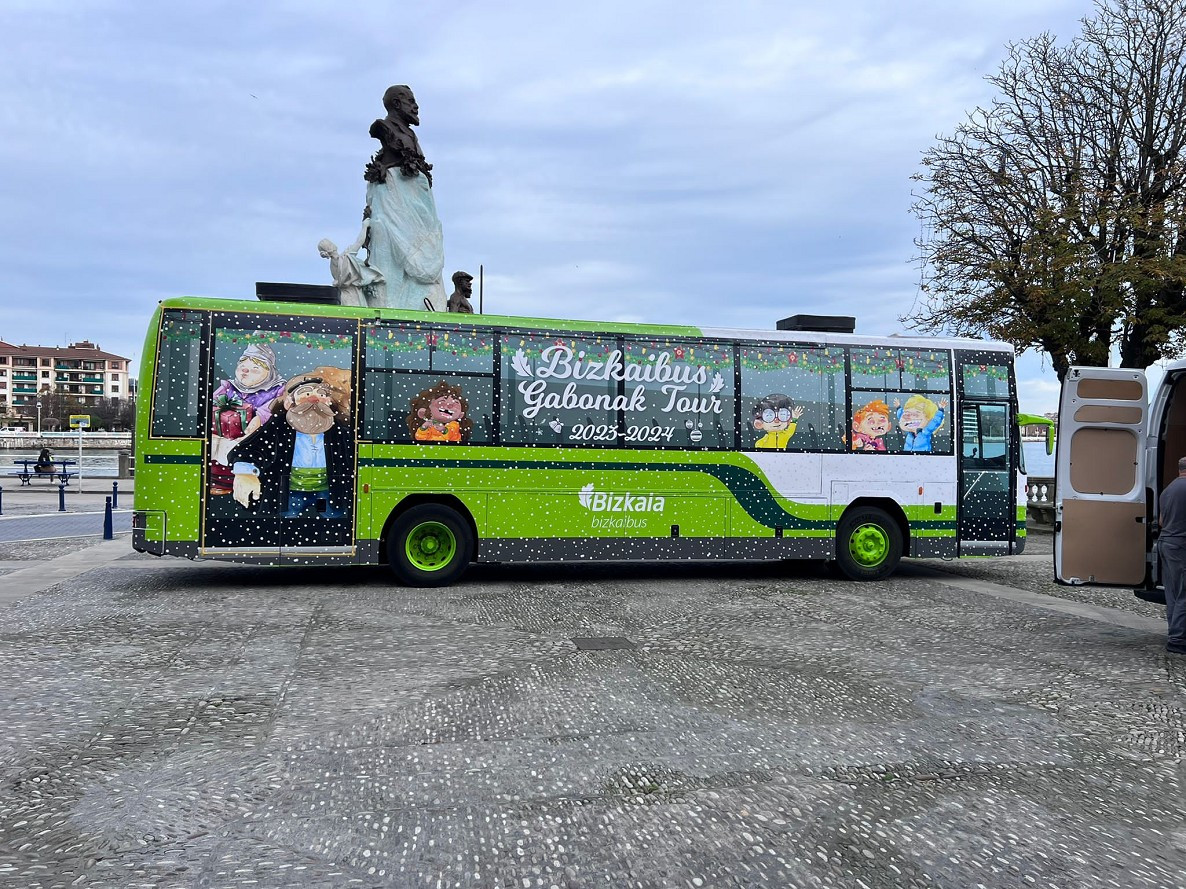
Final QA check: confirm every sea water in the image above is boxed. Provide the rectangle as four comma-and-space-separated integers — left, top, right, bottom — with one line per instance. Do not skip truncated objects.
1022, 440, 1055, 476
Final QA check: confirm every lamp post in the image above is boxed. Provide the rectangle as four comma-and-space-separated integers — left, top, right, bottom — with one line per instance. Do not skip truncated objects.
36, 400, 42, 435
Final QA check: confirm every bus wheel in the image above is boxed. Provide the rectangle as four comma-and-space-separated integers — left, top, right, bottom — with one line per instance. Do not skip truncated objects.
388, 504, 473, 587
835, 506, 902, 581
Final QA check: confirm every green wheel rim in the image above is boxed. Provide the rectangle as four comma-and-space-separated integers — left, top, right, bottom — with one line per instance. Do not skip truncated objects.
848, 522, 890, 568
405, 521, 457, 572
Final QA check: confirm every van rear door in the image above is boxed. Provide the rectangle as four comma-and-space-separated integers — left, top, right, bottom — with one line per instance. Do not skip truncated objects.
1054, 367, 1148, 584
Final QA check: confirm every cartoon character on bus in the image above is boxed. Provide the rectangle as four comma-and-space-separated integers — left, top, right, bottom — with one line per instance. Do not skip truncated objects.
851, 399, 891, 451
209, 342, 287, 495
752, 394, 804, 449
894, 394, 948, 453
409, 381, 472, 443
229, 367, 354, 519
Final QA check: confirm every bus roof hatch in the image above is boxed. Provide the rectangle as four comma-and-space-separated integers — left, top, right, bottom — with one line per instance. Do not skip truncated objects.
775, 314, 856, 333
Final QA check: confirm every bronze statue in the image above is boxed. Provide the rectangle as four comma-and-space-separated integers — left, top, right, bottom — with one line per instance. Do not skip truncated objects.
447, 270, 475, 313
365, 85, 433, 186
361, 85, 447, 310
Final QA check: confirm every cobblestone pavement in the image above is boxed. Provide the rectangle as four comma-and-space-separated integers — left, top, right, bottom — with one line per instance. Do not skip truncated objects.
1, 540, 1184, 888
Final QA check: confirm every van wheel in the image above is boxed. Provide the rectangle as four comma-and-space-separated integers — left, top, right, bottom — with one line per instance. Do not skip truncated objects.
835, 506, 902, 581
388, 504, 473, 587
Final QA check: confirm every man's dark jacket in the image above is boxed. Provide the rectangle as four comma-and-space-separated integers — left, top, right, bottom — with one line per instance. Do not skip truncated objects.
228, 413, 355, 516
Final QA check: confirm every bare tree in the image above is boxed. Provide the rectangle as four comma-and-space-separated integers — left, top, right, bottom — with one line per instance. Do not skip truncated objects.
908, 0, 1186, 380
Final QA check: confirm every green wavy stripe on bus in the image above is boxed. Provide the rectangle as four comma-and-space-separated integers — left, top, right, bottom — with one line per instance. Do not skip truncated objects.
360, 455, 957, 532
140, 452, 958, 532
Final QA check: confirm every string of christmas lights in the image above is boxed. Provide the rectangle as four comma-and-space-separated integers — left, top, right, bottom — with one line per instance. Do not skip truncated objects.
851, 350, 950, 379
740, 349, 846, 373
216, 329, 353, 350
161, 321, 202, 342
963, 364, 1010, 381
365, 328, 494, 357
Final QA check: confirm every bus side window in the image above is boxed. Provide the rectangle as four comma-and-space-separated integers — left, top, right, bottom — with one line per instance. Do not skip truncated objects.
363, 324, 496, 444
739, 345, 846, 454
151, 311, 204, 438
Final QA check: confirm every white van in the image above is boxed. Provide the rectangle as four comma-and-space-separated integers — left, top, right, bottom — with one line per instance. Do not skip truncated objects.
0, 426, 29, 433
1054, 364, 1179, 601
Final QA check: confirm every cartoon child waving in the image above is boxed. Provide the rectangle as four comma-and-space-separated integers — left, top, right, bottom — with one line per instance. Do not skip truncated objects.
894, 394, 947, 453
752, 394, 804, 450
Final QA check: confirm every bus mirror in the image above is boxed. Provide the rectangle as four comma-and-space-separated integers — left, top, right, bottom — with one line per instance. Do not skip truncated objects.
1046, 426, 1055, 455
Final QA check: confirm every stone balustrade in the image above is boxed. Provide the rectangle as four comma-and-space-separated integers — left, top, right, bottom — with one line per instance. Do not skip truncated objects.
1026, 476, 1055, 526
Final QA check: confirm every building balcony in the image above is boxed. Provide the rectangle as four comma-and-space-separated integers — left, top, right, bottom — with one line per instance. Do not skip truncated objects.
56, 374, 104, 383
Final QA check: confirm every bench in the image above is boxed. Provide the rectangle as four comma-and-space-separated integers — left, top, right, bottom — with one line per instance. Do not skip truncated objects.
7, 470, 78, 486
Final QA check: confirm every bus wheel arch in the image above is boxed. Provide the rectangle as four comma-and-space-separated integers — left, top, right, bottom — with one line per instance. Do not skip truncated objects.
833, 499, 907, 581
382, 495, 477, 587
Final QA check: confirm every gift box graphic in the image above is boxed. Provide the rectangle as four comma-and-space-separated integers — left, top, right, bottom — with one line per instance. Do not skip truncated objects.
212, 394, 255, 439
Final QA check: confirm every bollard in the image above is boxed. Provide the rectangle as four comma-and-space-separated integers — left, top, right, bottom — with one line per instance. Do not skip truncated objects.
59, 482, 66, 512
112, 480, 119, 510
0, 485, 3, 516
103, 497, 113, 540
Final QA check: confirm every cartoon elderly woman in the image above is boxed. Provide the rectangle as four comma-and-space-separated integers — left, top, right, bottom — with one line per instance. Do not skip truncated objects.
209, 341, 287, 494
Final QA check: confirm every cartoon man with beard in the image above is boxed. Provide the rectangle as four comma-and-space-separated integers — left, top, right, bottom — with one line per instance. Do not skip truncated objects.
229, 372, 354, 519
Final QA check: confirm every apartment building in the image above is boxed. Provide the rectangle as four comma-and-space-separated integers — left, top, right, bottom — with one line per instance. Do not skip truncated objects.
0, 339, 133, 410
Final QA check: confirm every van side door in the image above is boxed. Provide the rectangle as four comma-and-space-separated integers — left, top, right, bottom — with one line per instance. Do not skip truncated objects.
1054, 367, 1147, 584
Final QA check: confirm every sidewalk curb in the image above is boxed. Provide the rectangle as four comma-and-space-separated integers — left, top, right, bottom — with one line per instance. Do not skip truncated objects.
907, 562, 1164, 633
0, 539, 131, 605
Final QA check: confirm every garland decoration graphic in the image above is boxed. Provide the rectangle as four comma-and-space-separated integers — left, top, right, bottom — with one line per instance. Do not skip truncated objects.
216, 328, 352, 350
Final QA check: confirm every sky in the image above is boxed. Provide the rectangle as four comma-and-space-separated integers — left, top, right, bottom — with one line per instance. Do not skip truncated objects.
0, 0, 1099, 414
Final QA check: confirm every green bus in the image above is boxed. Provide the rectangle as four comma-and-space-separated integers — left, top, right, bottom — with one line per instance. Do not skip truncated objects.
133, 297, 1025, 585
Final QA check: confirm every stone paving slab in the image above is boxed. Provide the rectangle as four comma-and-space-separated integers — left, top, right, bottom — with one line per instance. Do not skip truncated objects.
0, 539, 1184, 887
0, 477, 132, 518
0, 510, 132, 545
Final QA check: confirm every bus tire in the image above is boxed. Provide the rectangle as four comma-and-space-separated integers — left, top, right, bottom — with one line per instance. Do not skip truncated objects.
835, 506, 902, 581
388, 504, 473, 587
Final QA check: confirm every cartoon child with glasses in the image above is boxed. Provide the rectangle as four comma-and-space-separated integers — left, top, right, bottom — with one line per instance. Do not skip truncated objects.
752, 394, 804, 449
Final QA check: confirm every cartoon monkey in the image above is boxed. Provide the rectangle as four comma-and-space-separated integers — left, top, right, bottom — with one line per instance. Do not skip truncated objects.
408, 381, 473, 443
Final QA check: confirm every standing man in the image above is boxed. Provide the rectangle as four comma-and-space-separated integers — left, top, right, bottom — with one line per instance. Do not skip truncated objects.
1158, 456, 1186, 655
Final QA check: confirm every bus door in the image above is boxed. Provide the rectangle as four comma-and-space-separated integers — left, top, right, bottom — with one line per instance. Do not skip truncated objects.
201, 312, 359, 562
1054, 367, 1147, 585
955, 350, 1017, 554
